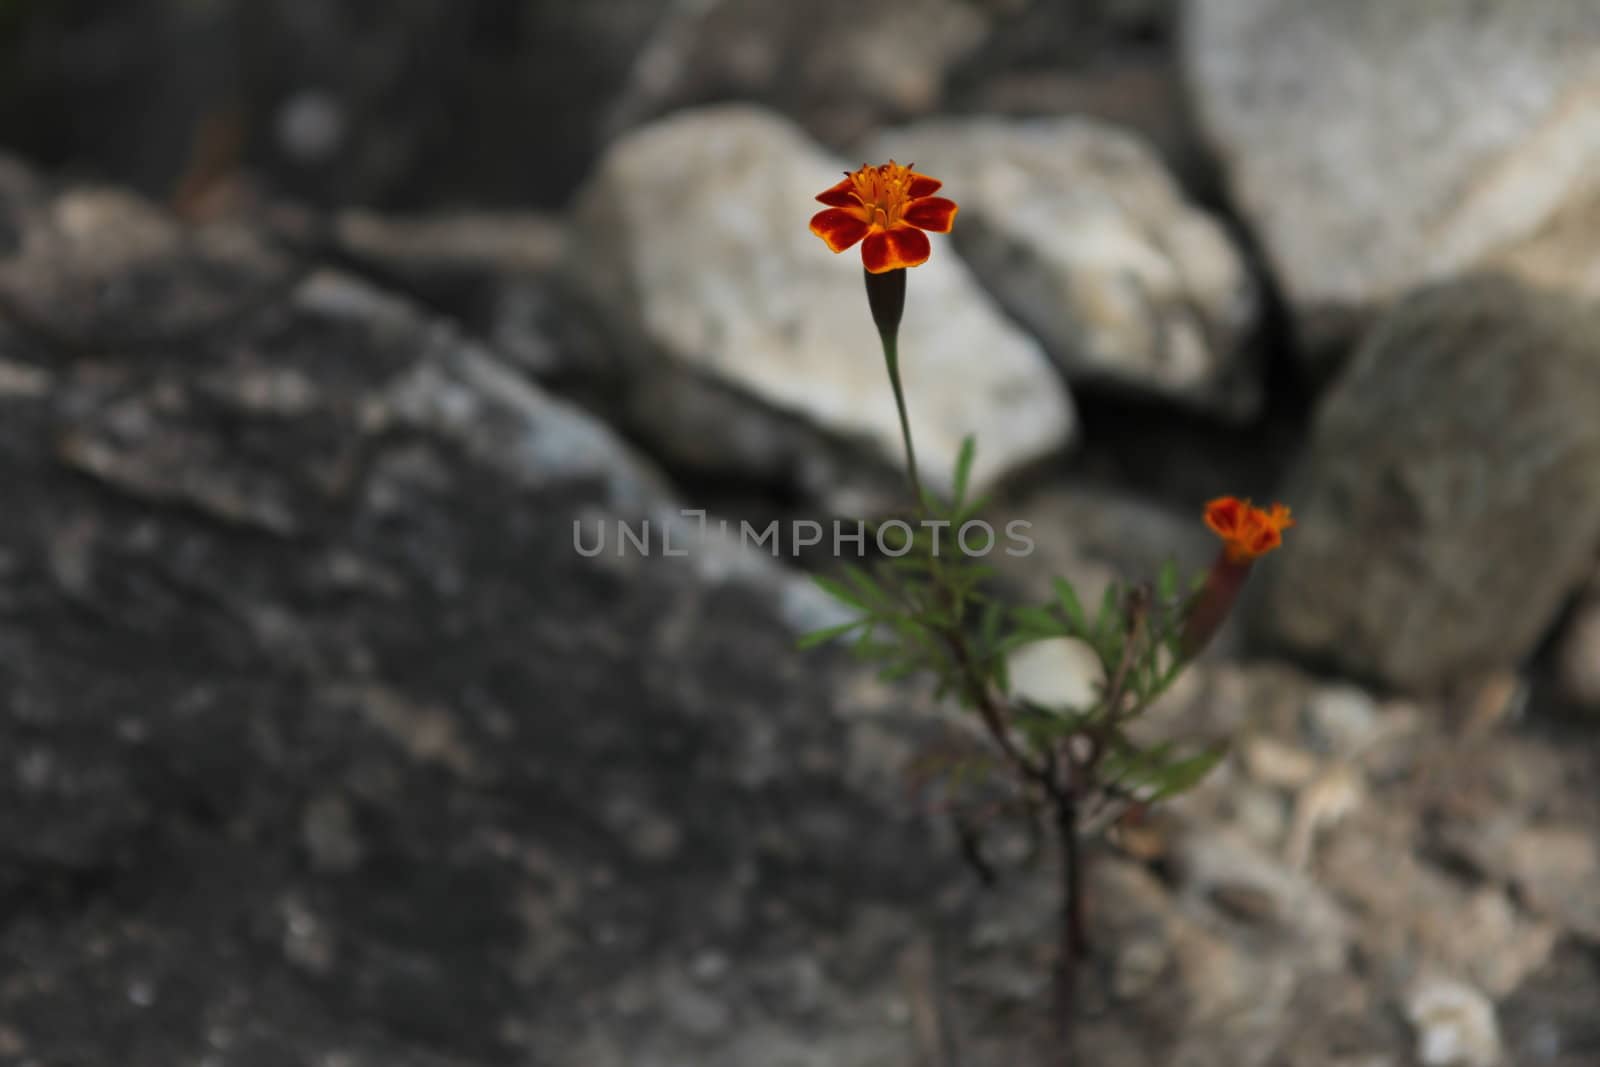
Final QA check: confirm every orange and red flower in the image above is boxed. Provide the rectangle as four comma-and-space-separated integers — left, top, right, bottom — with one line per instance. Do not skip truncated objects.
809, 161, 958, 274
1203, 497, 1294, 563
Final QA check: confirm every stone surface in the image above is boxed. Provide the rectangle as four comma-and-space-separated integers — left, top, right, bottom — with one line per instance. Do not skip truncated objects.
863, 117, 1259, 416
1440, 817, 1600, 945
1005, 637, 1103, 709
604, 0, 988, 146
1407, 977, 1502, 1067
0, 157, 294, 349
320, 209, 580, 380
1184, 0, 1600, 363
566, 105, 1076, 510
0, 157, 984, 1066
1554, 564, 1600, 713
0, 0, 668, 210
1250, 275, 1600, 691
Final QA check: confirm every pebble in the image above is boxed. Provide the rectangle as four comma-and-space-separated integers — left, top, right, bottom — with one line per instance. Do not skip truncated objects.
1406, 976, 1502, 1067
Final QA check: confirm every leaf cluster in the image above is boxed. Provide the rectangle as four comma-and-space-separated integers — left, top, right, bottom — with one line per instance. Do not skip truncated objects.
802, 436, 1223, 819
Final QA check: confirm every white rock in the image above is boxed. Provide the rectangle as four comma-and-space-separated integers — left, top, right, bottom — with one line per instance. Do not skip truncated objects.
1184, 0, 1600, 358
1305, 684, 1381, 757
1005, 637, 1103, 709
567, 106, 1075, 507
864, 118, 1259, 416
1406, 976, 1502, 1067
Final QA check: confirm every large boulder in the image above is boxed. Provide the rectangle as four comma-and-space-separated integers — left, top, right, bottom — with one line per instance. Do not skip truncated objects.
565, 106, 1076, 511
1249, 275, 1600, 690
0, 154, 981, 1066
1184, 0, 1600, 366
863, 118, 1260, 417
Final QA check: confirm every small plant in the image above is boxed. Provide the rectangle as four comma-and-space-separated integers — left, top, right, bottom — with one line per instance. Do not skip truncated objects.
805, 161, 1293, 1061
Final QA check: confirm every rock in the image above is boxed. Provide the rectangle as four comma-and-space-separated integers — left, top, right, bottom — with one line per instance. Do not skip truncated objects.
1303, 685, 1382, 758
0, 161, 998, 1066
1239, 735, 1320, 790
1441, 817, 1600, 944
1406, 976, 1502, 1067
990, 483, 1216, 625
1005, 637, 1103, 709
0, 159, 294, 349
1184, 0, 1600, 364
566, 105, 1076, 509
1320, 826, 1558, 1001
1173, 826, 1350, 972
1250, 276, 1600, 691
1555, 565, 1600, 713
0, 0, 666, 210
322, 210, 583, 380
604, 0, 989, 146
862, 117, 1259, 416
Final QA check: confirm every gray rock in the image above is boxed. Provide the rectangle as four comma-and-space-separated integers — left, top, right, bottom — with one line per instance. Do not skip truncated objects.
605, 0, 989, 145
325, 210, 580, 379
1250, 275, 1600, 691
1184, 0, 1600, 363
1441, 817, 1600, 945
0, 159, 294, 349
0, 0, 667, 210
1555, 563, 1600, 713
0, 161, 981, 1066
863, 118, 1260, 416
566, 105, 1076, 509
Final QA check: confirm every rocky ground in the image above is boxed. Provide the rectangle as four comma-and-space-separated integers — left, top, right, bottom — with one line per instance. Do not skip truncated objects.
1, 2, 1599, 1066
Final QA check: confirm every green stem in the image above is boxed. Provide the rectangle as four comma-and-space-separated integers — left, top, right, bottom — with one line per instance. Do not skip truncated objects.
879, 330, 924, 511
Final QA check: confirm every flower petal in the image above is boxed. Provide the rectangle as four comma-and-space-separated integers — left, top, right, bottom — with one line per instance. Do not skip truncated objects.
902, 196, 958, 234
861, 226, 931, 273
810, 208, 870, 253
1247, 525, 1282, 556
815, 175, 860, 207
907, 172, 942, 198
1204, 497, 1244, 538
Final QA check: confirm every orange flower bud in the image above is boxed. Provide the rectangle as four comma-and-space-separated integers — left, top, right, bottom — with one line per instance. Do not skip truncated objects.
1181, 497, 1294, 657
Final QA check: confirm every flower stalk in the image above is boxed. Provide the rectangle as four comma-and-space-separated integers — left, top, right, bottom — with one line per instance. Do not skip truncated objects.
864, 267, 921, 507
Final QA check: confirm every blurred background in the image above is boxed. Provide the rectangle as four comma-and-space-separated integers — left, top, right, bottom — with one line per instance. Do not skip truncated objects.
1, 1, 1598, 1065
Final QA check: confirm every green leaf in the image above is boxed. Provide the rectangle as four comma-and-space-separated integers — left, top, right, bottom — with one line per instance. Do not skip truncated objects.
812, 574, 865, 610
878, 659, 924, 683
1052, 578, 1086, 634
844, 565, 897, 611
1012, 604, 1064, 637
1096, 582, 1121, 633
1157, 559, 1178, 602
1148, 745, 1227, 800
951, 435, 977, 509
796, 619, 865, 650
993, 649, 1010, 695
954, 494, 992, 526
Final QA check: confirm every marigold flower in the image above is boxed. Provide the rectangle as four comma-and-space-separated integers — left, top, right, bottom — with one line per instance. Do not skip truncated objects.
1180, 496, 1294, 658
809, 160, 958, 274
1203, 497, 1294, 563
